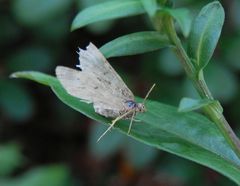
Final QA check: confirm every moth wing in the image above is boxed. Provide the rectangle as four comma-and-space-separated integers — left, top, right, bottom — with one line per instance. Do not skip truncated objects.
77, 43, 134, 100
56, 66, 125, 111
93, 101, 123, 118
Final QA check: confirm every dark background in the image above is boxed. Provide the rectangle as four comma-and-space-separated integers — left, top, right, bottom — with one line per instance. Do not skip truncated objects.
1, 0, 240, 185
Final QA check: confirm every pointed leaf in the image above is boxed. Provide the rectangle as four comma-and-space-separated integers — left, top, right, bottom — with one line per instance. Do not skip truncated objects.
178, 97, 215, 112
188, 2, 224, 69
10, 71, 57, 86
11, 71, 240, 185
100, 31, 171, 58
71, 0, 145, 31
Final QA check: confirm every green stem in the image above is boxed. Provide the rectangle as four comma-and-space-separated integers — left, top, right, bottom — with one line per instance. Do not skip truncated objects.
163, 16, 240, 159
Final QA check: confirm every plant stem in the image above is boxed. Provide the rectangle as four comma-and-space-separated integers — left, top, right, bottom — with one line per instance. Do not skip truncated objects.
163, 16, 240, 159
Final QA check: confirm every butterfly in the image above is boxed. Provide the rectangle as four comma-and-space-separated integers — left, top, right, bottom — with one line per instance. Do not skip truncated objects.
56, 43, 155, 141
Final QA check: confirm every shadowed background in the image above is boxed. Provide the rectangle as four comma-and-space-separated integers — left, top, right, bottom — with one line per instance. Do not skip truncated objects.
0, 0, 240, 185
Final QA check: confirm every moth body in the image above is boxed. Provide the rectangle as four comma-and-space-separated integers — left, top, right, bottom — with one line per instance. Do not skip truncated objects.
55, 42, 153, 140
56, 43, 146, 120
94, 100, 145, 119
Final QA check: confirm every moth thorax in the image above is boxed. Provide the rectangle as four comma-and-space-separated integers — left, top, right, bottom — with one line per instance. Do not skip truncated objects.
125, 100, 146, 112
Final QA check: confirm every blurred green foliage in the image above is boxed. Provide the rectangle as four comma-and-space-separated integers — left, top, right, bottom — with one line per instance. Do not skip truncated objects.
0, 143, 25, 176
0, 80, 34, 121
1, 0, 240, 185
0, 165, 71, 186
12, 0, 73, 27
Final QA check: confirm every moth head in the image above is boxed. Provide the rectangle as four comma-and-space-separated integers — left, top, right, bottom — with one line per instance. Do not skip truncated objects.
136, 103, 146, 112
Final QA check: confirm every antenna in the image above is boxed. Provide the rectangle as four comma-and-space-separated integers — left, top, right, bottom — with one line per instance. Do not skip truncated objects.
143, 83, 156, 104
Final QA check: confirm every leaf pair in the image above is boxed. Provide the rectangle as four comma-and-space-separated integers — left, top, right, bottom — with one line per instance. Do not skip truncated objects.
72, 0, 192, 38
72, 0, 224, 70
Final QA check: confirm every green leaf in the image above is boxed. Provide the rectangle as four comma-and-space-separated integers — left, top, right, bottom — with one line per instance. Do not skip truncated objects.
140, 0, 159, 17
10, 71, 57, 86
11, 71, 240, 184
188, 1, 225, 70
71, 0, 145, 31
76, 0, 115, 34
178, 97, 215, 112
164, 8, 192, 37
100, 31, 171, 58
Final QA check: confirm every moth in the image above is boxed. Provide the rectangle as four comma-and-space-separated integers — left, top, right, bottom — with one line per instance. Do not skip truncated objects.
56, 43, 155, 141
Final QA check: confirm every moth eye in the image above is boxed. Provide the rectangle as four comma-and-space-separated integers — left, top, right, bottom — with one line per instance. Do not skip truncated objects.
139, 104, 145, 111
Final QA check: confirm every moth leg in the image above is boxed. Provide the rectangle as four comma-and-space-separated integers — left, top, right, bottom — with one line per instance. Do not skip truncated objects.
127, 112, 135, 134
97, 120, 117, 142
97, 110, 133, 142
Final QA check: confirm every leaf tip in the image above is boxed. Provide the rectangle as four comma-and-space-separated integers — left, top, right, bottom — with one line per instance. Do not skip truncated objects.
9, 72, 19, 79
70, 22, 77, 32
71, 12, 84, 31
